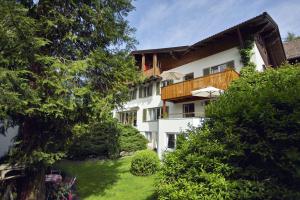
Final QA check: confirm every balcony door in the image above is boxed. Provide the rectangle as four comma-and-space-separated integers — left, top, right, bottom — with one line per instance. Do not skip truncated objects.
183, 103, 195, 118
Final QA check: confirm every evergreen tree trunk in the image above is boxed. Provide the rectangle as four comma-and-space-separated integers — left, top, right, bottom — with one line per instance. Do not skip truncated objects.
17, 118, 46, 200
18, 167, 45, 200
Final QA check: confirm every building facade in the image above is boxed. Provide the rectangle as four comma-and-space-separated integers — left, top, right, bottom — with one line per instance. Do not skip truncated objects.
117, 12, 286, 158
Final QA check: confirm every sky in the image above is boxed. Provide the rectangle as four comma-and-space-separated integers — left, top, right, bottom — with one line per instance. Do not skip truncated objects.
127, 0, 300, 50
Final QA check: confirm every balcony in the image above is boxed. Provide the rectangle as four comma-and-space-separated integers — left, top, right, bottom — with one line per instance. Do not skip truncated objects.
143, 65, 161, 78
161, 69, 239, 101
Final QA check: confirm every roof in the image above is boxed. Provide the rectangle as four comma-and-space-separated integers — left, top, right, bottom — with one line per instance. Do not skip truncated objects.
283, 39, 300, 60
131, 45, 188, 55
132, 12, 285, 58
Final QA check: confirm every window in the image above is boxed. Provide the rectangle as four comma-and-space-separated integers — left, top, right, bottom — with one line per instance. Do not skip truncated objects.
118, 111, 137, 126
203, 61, 235, 76
167, 133, 176, 149
203, 68, 210, 76
143, 107, 169, 122
145, 132, 152, 142
156, 82, 160, 95
211, 66, 219, 74
183, 103, 195, 118
161, 80, 174, 87
139, 83, 153, 98
184, 73, 194, 81
129, 88, 137, 100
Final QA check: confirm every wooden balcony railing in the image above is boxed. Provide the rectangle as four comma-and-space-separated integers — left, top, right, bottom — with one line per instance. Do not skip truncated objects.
161, 69, 239, 101
143, 66, 161, 78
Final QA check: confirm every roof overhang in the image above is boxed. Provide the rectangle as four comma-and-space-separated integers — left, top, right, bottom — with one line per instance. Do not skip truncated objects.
131, 12, 286, 67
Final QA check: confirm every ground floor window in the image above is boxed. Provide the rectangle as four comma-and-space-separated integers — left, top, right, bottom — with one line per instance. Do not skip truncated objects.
145, 131, 152, 142
183, 103, 195, 118
167, 133, 178, 149
118, 111, 137, 126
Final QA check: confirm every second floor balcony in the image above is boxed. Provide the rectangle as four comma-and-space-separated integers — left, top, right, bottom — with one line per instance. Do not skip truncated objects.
143, 65, 161, 78
161, 69, 239, 102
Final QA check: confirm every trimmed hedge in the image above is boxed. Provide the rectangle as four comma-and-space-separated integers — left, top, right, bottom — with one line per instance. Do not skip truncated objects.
130, 150, 160, 176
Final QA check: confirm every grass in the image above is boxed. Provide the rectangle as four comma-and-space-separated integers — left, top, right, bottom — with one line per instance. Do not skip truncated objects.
56, 156, 157, 200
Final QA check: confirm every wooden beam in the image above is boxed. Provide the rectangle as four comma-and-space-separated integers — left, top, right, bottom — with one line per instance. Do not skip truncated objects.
169, 51, 179, 60
237, 27, 244, 48
263, 29, 277, 40
141, 54, 145, 71
153, 54, 157, 76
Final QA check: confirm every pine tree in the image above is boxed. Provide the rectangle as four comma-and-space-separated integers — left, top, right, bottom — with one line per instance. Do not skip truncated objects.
0, 0, 138, 199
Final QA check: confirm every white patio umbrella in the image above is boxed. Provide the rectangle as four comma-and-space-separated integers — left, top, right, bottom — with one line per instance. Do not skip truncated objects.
159, 71, 185, 80
191, 86, 224, 98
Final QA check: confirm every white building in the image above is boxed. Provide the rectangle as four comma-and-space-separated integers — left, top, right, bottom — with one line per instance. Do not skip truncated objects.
117, 12, 287, 158
0, 126, 18, 158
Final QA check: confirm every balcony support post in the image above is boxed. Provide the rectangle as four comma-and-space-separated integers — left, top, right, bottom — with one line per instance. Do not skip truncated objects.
153, 53, 157, 76
141, 54, 145, 71
162, 100, 167, 118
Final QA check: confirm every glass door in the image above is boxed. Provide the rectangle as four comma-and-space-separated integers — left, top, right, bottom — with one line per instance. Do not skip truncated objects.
183, 103, 195, 118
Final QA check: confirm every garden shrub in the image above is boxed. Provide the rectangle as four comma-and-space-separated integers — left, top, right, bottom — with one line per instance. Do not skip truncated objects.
157, 64, 300, 200
68, 120, 147, 160
119, 124, 147, 152
68, 119, 120, 159
131, 150, 160, 176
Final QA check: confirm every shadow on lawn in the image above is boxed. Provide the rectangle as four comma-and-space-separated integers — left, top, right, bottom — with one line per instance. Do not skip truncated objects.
57, 159, 124, 199
145, 192, 158, 200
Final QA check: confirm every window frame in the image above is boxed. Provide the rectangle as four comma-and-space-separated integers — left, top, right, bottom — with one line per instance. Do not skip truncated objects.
184, 73, 194, 81
202, 60, 235, 76
166, 133, 178, 150
139, 83, 153, 98
145, 131, 152, 142
183, 103, 195, 118
118, 111, 137, 126
143, 106, 169, 122
129, 88, 137, 100
156, 81, 160, 95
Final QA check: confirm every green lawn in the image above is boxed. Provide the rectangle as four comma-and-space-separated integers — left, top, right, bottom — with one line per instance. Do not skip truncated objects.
56, 156, 157, 200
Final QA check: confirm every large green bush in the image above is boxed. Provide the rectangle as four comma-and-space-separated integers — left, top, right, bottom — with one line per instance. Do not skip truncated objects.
68, 121, 147, 160
119, 124, 147, 152
158, 64, 300, 200
131, 150, 160, 176
68, 119, 120, 159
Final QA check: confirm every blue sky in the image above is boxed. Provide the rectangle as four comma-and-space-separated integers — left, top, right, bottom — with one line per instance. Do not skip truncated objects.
127, 0, 300, 50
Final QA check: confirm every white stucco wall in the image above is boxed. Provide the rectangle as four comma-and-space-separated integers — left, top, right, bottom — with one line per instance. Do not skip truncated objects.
251, 43, 266, 71
0, 126, 18, 158
157, 118, 204, 159
169, 47, 243, 83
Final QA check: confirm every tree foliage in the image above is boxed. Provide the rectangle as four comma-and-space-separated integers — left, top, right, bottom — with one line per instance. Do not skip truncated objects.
285, 32, 300, 42
0, 0, 138, 198
158, 64, 300, 200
